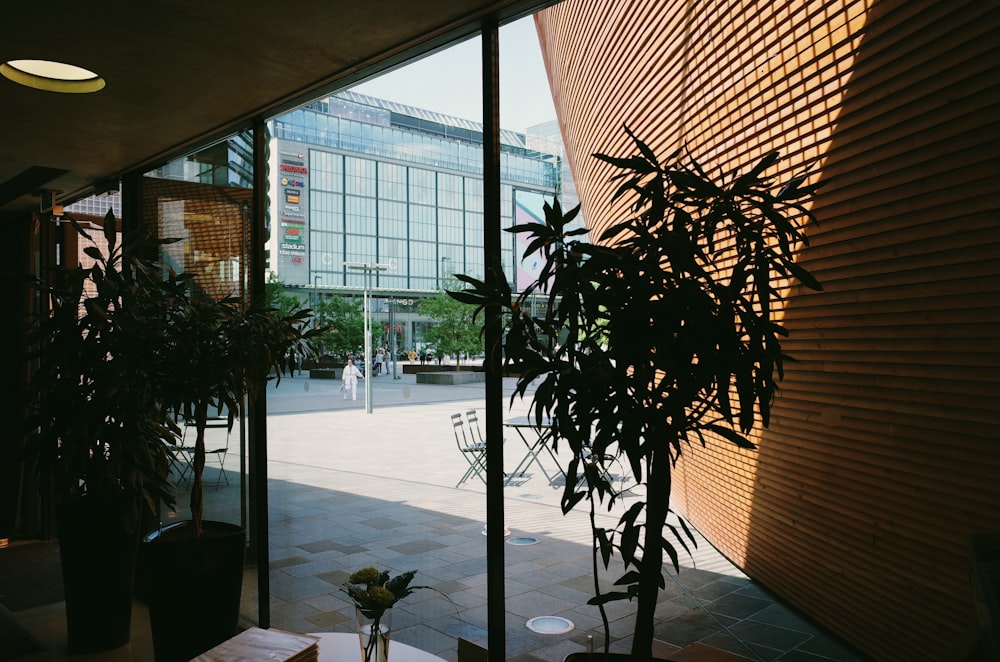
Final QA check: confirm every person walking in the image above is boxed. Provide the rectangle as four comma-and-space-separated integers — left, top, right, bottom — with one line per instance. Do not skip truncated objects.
342, 358, 364, 401
375, 347, 385, 376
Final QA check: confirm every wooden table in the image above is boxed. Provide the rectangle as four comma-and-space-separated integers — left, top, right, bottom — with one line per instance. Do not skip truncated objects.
311, 632, 447, 662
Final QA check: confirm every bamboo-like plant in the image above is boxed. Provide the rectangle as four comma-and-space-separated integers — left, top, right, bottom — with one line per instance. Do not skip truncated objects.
451, 127, 822, 659
25, 211, 178, 528
153, 252, 322, 539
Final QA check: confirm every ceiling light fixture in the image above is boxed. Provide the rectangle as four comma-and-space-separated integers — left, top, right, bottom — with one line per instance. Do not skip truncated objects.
0, 59, 105, 93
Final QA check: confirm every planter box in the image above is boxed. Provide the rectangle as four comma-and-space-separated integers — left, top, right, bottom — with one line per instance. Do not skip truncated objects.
416, 371, 486, 385
310, 368, 342, 379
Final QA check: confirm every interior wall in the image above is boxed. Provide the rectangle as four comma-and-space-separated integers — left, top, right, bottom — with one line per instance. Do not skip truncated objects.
535, 0, 1000, 659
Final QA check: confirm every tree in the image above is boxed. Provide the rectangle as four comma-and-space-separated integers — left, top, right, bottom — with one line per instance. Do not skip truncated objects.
420, 277, 483, 369
315, 295, 365, 360
451, 129, 821, 659
265, 273, 303, 318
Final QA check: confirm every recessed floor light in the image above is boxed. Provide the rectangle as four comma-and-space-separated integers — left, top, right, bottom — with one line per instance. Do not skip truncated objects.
526, 616, 574, 634
1, 59, 105, 93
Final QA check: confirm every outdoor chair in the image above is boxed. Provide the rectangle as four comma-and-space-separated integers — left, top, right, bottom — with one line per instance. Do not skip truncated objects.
174, 415, 231, 488
466, 409, 486, 446
453, 412, 486, 487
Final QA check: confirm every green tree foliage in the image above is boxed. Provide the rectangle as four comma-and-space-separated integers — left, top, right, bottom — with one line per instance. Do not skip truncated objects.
265, 273, 303, 318
420, 278, 483, 369
451, 127, 821, 659
315, 295, 365, 360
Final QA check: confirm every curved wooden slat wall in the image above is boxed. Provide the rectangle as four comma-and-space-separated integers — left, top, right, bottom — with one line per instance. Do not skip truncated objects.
535, 0, 1000, 659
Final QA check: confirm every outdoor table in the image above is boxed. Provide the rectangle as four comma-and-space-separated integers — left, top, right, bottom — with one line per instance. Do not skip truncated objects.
310, 632, 447, 662
503, 415, 564, 484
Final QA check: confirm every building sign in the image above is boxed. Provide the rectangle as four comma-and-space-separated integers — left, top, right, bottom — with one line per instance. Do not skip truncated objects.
279, 164, 308, 174
285, 189, 300, 204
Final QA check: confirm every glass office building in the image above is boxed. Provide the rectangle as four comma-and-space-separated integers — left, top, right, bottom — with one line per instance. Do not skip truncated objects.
267, 91, 569, 296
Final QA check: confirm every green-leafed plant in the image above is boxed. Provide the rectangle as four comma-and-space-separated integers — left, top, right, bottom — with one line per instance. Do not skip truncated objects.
26, 210, 323, 540
154, 265, 322, 540
25, 211, 178, 528
421, 276, 483, 369
451, 127, 822, 659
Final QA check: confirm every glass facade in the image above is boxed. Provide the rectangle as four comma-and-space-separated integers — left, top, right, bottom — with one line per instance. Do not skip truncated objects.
268, 91, 565, 293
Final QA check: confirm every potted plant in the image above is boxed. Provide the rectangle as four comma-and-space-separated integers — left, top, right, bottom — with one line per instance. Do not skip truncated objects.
451, 127, 822, 660
23, 211, 178, 654
140, 252, 321, 661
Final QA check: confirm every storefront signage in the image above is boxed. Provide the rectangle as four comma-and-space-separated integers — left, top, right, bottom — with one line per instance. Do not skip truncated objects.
279, 164, 308, 174
281, 242, 306, 252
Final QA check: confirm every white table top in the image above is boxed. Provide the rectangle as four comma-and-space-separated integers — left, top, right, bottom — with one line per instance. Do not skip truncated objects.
503, 415, 552, 428
310, 632, 447, 662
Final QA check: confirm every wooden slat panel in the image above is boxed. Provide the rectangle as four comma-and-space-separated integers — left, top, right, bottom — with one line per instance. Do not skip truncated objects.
536, 0, 1000, 659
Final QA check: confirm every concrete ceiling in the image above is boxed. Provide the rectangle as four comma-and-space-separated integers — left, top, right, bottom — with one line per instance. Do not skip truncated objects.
0, 0, 549, 217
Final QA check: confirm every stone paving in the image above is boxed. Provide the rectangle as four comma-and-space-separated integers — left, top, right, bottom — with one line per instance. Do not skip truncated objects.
159, 368, 864, 662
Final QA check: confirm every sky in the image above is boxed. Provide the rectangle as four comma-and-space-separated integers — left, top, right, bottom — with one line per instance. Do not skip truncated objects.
351, 16, 556, 133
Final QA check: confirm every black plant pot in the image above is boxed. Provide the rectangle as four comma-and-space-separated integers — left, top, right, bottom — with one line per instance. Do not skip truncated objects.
56, 494, 138, 654
141, 520, 246, 662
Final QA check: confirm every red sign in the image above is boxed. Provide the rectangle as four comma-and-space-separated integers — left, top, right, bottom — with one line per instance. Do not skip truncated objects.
279, 164, 308, 174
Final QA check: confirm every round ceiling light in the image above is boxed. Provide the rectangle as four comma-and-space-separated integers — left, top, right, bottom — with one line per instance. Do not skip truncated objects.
0, 59, 105, 93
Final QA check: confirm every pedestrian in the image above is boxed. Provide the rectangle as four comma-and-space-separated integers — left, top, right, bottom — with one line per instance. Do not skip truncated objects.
408, 348, 417, 362
342, 358, 364, 401
375, 347, 385, 376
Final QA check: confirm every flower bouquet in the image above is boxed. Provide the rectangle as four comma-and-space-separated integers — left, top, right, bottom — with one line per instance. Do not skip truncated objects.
343, 568, 425, 662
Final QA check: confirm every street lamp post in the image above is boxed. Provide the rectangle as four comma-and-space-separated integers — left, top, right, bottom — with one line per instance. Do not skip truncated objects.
345, 261, 390, 414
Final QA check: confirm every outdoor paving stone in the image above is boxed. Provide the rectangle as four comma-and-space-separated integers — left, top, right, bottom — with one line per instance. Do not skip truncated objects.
269, 554, 311, 569
505, 589, 578, 619
303, 592, 350, 612
444, 588, 489, 610
691, 577, 745, 601
537, 581, 593, 605
305, 609, 351, 628
389, 538, 448, 554
727, 619, 813, 650
695, 630, 761, 659
652, 613, 722, 648
795, 630, 868, 661
314, 568, 351, 586
747, 602, 816, 632
354, 516, 405, 530
705, 591, 772, 620
269, 573, 341, 602
296, 539, 358, 554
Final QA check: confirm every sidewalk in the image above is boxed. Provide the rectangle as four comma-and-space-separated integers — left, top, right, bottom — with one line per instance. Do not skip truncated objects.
241, 371, 861, 661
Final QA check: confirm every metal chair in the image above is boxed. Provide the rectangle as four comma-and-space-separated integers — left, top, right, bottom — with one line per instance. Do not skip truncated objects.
177, 415, 231, 488
453, 412, 486, 487
466, 409, 486, 445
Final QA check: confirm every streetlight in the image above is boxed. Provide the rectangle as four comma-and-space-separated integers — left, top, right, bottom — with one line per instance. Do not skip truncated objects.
345, 261, 390, 414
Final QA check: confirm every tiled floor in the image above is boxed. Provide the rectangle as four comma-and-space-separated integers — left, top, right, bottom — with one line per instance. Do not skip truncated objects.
9, 371, 867, 661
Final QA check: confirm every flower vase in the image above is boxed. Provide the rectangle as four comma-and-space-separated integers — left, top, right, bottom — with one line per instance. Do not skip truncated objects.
356, 607, 392, 662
